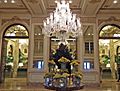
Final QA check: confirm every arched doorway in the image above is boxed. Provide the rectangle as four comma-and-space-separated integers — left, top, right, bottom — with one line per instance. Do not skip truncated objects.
1, 24, 29, 82
99, 24, 120, 80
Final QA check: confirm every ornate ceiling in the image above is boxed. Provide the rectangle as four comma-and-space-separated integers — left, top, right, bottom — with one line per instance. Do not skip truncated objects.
0, 0, 120, 36
0, 0, 120, 16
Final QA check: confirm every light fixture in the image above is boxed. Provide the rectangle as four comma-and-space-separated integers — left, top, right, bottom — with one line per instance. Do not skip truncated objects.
113, 0, 118, 4
4, 0, 7, 3
43, 0, 82, 42
0, 0, 16, 3
11, 0, 15, 3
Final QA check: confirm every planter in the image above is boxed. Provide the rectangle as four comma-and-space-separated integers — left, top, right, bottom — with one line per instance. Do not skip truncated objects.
53, 77, 67, 88
44, 77, 53, 87
72, 76, 81, 87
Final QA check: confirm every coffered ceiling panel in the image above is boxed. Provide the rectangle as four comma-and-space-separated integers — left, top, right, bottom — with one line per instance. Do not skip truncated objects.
0, 0, 28, 14
101, 0, 120, 9
98, 0, 120, 14
46, 0, 81, 14
47, 0, 81, 8
0, 0, 26, 9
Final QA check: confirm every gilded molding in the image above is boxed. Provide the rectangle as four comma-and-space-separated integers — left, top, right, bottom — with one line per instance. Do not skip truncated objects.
98, 16, 120, 26
2, 16, 30, 26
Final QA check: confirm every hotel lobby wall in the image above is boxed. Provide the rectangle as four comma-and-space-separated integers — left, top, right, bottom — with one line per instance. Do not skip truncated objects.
0, 15, 100, 84
0, 16, 49, 83
1, 14, 120, 84
0, 15, 32, 82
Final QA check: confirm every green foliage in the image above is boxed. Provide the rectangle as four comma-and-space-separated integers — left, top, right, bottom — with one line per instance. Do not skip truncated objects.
6, 55, 13, 63
115, 56, 120, 64
19, 50, 27, 63
44, 73, 55, 78
102, 55, 109, 65
6, 50, 27, 64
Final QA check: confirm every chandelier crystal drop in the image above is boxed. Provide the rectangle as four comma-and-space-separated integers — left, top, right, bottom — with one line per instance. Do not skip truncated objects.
43, 0, 82, 40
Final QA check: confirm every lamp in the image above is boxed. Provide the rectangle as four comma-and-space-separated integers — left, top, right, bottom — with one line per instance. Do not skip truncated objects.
43, 0, 82, 41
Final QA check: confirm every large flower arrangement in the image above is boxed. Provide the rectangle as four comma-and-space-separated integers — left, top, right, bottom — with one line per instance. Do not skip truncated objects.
70, 60, 80, 72
44, 43, 83, 89
58, 57, 70, 63
48, 60, 56, 65
48, 60, 56, 72
53, 73, 69, 79
70, 60, 80, 66
72, 71, 83, 80
44, 72, 55, 78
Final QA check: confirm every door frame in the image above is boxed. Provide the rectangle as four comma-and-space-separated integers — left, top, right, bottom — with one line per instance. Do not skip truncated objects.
0, 23, 29, 83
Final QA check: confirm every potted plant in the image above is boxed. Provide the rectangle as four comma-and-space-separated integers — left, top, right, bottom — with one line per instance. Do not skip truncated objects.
72, 71, 83, 87
53, 73, 69, 88
70, 60, 80, 72
44, 72, 55, 87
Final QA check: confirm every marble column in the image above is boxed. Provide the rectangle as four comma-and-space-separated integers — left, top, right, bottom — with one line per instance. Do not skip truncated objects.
94, 24, 100, 83
77, 33, 83, 71
43, 36, 50, 73
13, 40, 19, 78
110, 40, 116, 79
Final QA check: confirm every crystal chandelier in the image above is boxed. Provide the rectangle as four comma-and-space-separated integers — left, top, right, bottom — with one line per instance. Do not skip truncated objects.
43, 0, 82, 41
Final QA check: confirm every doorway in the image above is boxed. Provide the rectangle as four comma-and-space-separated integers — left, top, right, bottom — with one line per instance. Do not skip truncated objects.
99, 24, 120, 80
1, 24, 29, 82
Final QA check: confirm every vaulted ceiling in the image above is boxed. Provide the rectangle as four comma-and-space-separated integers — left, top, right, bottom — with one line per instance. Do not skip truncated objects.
0, 0, 120, 17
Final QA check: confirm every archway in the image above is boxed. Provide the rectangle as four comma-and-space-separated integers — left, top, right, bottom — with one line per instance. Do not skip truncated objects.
99, 24, 120, 80
1, 24, 29, 81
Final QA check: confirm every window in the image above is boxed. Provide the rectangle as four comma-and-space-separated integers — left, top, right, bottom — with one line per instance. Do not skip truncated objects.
33, 60, 44, 69
83, 60, 94, 70
34, 25, 43, 56
85, 42, 94, 54
4, 25, 28, 37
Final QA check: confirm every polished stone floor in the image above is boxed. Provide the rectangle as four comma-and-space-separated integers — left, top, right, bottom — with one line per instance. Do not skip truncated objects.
0, 78, 120, 91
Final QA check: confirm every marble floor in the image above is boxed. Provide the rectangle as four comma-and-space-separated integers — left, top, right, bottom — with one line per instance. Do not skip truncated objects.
0, 78, 120, 91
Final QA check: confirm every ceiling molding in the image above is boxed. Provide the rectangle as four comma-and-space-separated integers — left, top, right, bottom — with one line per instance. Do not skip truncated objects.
89, 0, 101, 3
81, 0, 88, 14
39, 0, 47, 14
22, 0, 34, 15
95, 0, 106, 14
0, 8, 29, 13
